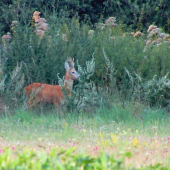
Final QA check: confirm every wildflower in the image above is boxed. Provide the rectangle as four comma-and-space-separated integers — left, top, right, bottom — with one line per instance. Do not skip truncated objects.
35, 30, 45, 37
111, 134, 117, 144
11, 21, 18, 30
132, 138, 139, 147
11, 21, 18, 25
2, 35, 11, 40
64, 123, 68, 126
83, 129, 86, 133
136, 130, 139, 134
148, 28, 161, 38
88, 30, 94, 37
35, 18, 47, 23
147, 25, 157, 33
94, 146, 98, 151
33, 11, 41, 21
156, 38, 162, 44
146, 39, 151, 45
159, 33, 167, 38
101, 139, 109, 147
133, 31, 144, 38
105, 17, 117, 27
34, 16, 48, 38
99, 133, 103, 138
11, 147, 15, 150
37, 23, 48, 31
167, 137, 170, 140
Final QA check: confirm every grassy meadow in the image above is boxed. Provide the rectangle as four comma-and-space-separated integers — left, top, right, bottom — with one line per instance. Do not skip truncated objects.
1, 2, 170, 169
0, 103, 170, 169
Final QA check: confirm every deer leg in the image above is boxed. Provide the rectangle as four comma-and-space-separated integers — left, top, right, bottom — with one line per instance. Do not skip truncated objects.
27, 96, 41, 110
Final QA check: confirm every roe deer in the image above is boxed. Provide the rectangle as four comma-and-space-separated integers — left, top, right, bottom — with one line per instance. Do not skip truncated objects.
25, 58, 80, 109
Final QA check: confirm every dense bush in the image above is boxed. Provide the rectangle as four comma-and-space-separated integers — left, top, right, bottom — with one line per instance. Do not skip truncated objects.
1, 2, 170, 110
0, 16, 170, 109
0, 0, 170, 34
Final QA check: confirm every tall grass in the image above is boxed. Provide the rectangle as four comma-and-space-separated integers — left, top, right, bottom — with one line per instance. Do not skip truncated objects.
1, 103, 169, 142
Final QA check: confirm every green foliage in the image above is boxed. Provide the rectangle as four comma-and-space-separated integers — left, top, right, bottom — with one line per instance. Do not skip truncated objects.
0, 17, 170, 109
0, 45, 24, 108
1, 0, 170, 34
0, 147, 168, 169
1, 5, 170, 110
124, 68, 170, 107
60, 55, 103, 113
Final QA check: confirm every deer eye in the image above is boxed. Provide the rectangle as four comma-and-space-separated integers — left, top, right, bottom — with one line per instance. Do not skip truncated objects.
72, 72, 75, 74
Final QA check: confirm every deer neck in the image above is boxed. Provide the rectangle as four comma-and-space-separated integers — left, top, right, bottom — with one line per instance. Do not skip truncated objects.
63, 74, 73, 95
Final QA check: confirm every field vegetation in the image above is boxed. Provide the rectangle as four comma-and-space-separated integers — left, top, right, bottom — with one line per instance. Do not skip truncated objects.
0, 0, 170, 169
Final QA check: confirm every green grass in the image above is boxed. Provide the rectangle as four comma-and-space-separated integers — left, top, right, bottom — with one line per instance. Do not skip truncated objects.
2, 103, 170, 141
1, 103, 170, 168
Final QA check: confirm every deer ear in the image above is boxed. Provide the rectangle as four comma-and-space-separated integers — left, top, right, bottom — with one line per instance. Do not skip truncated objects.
65, 62, 69, 70
72, 62, 74, 68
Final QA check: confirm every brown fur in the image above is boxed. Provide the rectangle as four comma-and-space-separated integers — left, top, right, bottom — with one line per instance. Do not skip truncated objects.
25, 83, 64, 108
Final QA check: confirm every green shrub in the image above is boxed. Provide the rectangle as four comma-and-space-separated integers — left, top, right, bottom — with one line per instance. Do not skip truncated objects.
1, 0, 170, 34
0, 147, 168, 170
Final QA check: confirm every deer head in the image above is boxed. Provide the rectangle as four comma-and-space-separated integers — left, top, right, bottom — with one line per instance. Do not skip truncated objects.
65, 58, 80, 80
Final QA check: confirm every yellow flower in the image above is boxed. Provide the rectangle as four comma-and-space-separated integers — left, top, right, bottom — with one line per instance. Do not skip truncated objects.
132, 138, 139, 147
64, 123, 68, 126
83, 129, 86, 133
101, 139, 109, 147
136, 130, 139, 134
111, 134, 117, 144
99, 133, 103, 138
